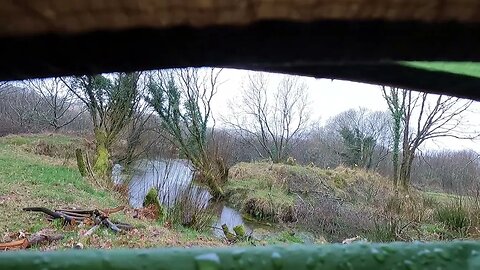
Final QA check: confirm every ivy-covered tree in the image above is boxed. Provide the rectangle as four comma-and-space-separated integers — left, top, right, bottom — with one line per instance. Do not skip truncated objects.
339, 127, 376, 169
63, 73, 140, 179
382, 87, 406, 187
328, 108, 391, 171
146, 68, 226, 198
383, 88, 477, 190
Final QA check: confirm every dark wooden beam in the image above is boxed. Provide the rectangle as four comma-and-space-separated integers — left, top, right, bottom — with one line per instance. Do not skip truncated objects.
1, 20, 480, 82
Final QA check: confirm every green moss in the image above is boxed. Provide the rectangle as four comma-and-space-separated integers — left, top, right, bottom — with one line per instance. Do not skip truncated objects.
233, 224, 246, 237
75, 148, 87, 177
93, 144, 110, 177
144, 188, 160, 207
143, 188, 163, 218
93, 128, 111, 178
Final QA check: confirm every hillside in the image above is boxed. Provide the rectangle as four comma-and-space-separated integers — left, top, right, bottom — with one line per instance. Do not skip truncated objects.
226, 162, 472, 242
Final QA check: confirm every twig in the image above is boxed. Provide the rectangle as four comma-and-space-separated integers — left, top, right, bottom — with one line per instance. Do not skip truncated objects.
102, 218, 121, 233
83, 225, 100, 236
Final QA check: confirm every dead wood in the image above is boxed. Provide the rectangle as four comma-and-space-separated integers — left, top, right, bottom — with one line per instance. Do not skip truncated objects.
83, 225, 100, 237
101, 206, 125, 215
23, 206, 132, 234
23, 207, 77, 224
0, 239, 28, 251
0, 234, 63, 251
27, 234, 63, 247
102, 218, 121, 233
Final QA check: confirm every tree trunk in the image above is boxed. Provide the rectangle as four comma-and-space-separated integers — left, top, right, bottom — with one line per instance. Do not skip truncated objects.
75, 148, 87, 177
399, 149, 414, 191
93, 128, 111, 179
392, 117, 401, 187
205, 174, 225, 199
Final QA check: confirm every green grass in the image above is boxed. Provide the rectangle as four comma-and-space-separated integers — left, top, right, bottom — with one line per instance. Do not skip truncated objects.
227, 178, 294, 206
0, 141, 118, 233
423, 191, 462, 204
0, 145, 112, 204
226, 177, 295, 222
434, 202, 470, 235
0, 133, 80, 146
0, 134, 226, 249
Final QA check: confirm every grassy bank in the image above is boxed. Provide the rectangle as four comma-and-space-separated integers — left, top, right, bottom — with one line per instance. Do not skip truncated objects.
226, 162, 480, 243
4, 133, 477, 249
0, 134, 223, 250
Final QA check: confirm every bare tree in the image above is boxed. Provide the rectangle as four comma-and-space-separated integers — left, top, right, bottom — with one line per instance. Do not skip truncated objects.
0, 86, 40, 132
225, 73, 311, 163
327, 108, 391, 170
412, 149, 480, 194
62, 73, 140, 178
393, 90, 477, 190
146, 68, 227, 198
22, 78, 84, 131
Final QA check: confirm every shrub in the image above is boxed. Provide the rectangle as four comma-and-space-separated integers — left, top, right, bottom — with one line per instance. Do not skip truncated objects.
434, 201, 469, 235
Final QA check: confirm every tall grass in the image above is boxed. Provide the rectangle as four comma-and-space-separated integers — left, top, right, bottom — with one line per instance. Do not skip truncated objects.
152, 159, 216, 231
162, 185, 216, 230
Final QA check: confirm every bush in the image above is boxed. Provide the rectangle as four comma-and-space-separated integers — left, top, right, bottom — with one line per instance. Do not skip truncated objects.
434, 201, 469, 235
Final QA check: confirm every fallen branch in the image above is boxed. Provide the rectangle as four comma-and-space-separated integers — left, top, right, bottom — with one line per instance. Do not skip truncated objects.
23, 207, 77, 224
0, 234, 63, 251
83, 225, 100, 237
27, 234, 63, 247
102, 218, 121, 233
101, 206, 125, 215
0, 239, 28, 251
23, 206, 133, 234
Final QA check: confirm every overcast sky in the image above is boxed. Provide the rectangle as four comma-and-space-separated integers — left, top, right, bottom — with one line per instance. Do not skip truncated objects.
212, 68, 480, 153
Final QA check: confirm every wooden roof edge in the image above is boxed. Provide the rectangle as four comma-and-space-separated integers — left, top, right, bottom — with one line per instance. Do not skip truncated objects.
2, 0, 480, 37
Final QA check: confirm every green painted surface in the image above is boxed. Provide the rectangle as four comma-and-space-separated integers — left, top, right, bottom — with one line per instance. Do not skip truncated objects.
401, 61, 480, 78
1, 242, 480, 270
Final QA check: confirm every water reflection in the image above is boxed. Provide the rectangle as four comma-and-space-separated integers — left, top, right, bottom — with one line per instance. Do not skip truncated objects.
113, 159, 249, 237
212, 206, 253, 238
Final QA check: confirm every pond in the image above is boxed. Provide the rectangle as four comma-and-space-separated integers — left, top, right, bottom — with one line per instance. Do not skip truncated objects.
113, 159, 253, 238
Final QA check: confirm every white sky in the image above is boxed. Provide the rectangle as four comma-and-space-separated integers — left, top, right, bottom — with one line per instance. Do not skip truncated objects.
212, 68, 480, 153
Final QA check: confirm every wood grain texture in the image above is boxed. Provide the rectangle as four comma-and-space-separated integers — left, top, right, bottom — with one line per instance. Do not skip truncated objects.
2, 0, 480, 36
